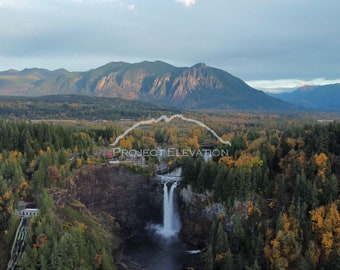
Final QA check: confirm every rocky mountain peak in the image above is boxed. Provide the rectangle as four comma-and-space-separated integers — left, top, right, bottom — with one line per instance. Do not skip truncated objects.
0, 61, 296, 111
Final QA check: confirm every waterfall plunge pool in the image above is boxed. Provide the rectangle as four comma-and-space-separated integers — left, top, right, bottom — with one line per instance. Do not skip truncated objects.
125, 228, 187, 270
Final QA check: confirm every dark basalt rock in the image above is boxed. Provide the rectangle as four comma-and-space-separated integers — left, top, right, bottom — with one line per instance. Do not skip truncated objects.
68, 165, 162, 235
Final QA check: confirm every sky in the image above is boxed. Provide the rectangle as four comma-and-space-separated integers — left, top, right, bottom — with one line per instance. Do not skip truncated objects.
1, 0, 340, 93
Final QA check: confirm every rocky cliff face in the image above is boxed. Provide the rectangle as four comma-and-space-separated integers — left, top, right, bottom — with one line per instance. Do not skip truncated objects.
66, 165, 163, 234
179, 186, 222, 250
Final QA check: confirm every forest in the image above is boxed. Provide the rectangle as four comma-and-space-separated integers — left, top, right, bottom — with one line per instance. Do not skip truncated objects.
0, 110, 339, 269
181, 120, 340, 269
0, 95, 179, 121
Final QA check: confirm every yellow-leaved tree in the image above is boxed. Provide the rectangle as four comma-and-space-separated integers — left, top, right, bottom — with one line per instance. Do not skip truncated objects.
309, 201, 340, 263
264, 213, 302, 269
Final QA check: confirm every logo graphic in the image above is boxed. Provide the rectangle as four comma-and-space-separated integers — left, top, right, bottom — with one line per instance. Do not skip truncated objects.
110, 114, 231, 147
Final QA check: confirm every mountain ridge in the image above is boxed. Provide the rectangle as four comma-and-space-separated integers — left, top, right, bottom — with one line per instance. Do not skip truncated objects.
0, 61, 296, 111
271, 83, 340, 111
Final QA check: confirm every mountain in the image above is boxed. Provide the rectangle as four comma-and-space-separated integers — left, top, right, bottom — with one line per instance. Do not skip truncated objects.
0, 68, 68, 95
0, 61, 295, 111
271, 83, 340, 111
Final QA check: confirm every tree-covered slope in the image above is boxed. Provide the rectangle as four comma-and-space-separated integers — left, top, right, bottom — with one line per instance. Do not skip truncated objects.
0, 94, 180, 120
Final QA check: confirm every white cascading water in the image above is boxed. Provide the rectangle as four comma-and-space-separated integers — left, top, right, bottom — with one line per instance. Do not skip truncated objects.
162, 181, 178, 237
151, 168, 181, 239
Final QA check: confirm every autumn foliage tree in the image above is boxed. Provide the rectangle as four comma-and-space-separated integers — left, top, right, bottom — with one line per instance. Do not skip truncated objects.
309, 201, 340, 266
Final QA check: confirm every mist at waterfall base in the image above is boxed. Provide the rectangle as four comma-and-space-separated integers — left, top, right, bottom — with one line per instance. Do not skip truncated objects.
125, 168, 195, 270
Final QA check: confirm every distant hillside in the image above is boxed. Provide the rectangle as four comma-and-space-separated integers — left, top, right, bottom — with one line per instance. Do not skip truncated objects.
271, 83, 340, 111
0, 61, 296, 111
0, 95, 180, 121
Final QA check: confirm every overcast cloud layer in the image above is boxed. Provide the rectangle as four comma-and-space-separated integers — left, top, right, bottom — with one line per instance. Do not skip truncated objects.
1, 0, 340, 91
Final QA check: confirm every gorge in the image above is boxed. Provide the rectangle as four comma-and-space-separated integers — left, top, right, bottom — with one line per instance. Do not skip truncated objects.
54, 164, 211, 269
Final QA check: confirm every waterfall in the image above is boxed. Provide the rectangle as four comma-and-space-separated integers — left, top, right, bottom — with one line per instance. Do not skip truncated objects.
126, 167, 200, 269
162, 181, 178, 237
151, 168, 181, 239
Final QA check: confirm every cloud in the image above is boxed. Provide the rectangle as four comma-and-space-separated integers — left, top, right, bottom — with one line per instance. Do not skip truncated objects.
127, 4, 135, 11
0, 0, 15, 8
246, 78, 340, 93
176, 0, 195, 7
1, 0, 340, 82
